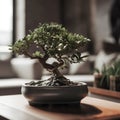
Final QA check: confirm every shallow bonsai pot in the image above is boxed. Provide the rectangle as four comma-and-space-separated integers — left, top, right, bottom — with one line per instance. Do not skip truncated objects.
21, 82, 88, 105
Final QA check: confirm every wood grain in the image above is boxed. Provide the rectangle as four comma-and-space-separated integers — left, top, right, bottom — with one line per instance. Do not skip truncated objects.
0, 95, 119, 120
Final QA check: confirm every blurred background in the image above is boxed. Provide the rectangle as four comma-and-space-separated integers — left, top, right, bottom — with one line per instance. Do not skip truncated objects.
0, 0, 120, 79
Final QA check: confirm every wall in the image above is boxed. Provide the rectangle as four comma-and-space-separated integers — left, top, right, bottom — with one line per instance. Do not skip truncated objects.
25, 0, 61, 34
94, 0, 114, 53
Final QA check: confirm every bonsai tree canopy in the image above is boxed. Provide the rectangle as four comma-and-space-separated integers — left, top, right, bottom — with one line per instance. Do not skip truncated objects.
11, 23, 90, 86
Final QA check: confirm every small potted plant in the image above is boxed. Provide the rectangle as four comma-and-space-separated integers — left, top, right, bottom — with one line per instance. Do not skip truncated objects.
94, 65, 110, 89
94, 60, 120, 91
10, 23, 90, 105
109, 60, 120, 91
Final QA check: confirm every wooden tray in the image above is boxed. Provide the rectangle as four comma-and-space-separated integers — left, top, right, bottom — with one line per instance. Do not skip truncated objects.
88, 87, 120, 99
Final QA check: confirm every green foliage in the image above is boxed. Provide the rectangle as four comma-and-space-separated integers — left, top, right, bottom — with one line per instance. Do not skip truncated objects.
108, 60, 120, 76
94, 64, 108, 75
11, 23, 90, 68
95, 60, 120, 76
9, 40, 28, 55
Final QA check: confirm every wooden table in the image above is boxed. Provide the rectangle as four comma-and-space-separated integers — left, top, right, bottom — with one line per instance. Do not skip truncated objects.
0, 95, 120, 120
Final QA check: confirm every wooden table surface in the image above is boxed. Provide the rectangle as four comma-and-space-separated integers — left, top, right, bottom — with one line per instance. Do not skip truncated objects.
0, 95, 120, 120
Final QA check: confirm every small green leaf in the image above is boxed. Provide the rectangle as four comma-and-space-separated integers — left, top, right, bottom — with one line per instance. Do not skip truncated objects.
33, 51, 43, 57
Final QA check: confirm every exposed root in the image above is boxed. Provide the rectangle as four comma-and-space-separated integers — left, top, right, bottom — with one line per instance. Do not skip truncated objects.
26, 75, 78, 86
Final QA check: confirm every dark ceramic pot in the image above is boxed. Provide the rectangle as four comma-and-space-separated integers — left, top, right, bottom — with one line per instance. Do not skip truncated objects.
21, 82, 88, 105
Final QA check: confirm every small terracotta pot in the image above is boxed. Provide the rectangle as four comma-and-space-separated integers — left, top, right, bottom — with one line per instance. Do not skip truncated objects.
94, 73, 109, 89
110, 75, 120, 91
94, 73, 102, 88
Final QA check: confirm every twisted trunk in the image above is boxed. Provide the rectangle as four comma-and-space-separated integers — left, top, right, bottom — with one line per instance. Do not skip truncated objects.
38, 58, 64, 77
24, 51, 73, 86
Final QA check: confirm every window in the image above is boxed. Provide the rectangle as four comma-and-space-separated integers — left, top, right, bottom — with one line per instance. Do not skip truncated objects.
0, 0, 13, 60
0, 0, 13, 46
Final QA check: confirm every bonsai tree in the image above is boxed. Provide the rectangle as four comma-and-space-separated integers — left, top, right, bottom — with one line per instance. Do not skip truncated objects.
10, 23, 90, 86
